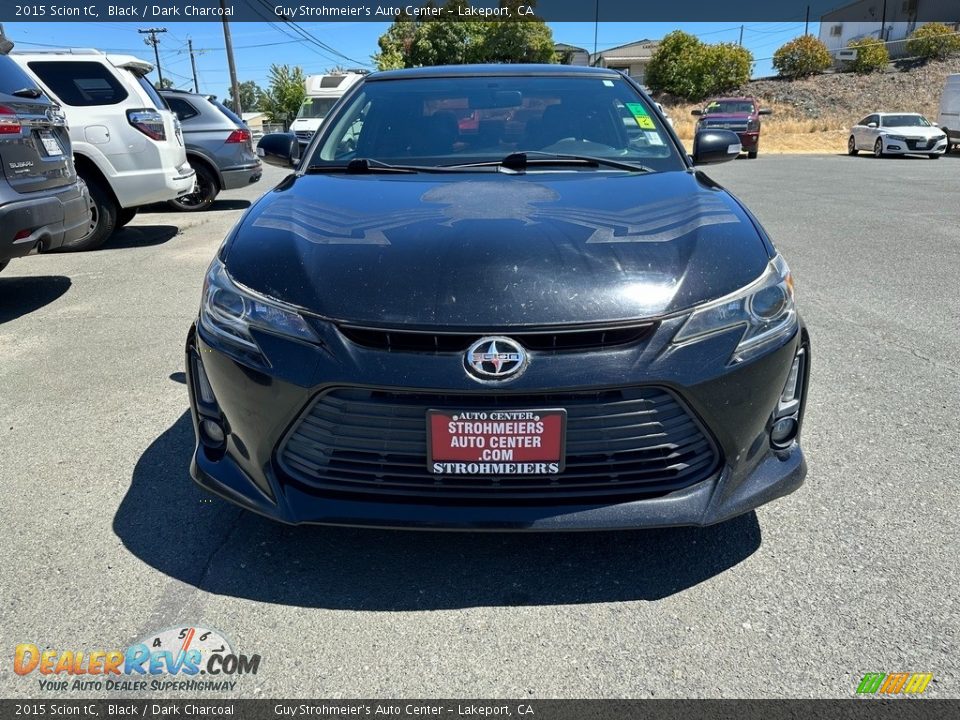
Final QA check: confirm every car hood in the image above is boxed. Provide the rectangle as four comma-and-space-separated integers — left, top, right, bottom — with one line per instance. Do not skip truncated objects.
224, 170, 770, 328
881, 125, 944, 136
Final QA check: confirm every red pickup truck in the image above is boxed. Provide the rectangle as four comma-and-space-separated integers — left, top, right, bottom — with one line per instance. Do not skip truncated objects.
692, 97, 772, 159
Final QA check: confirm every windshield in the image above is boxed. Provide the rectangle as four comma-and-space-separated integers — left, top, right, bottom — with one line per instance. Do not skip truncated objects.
296, 97, 339, 120
703, 100, 755, 115
309, 75, 683, 172
880, 114, 930, 127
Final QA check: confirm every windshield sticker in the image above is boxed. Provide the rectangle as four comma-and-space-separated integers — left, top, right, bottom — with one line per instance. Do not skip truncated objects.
625, 103, 656, 130
602, 79, 614, 87
645, 131, 664, 146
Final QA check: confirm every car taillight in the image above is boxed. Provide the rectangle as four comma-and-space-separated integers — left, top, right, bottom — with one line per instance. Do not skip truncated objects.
126, 108, 166, 141
0, 105, 22, 135
225, 128, 251, 144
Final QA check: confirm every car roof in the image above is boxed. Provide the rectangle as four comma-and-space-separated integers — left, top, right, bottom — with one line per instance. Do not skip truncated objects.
876, 111, 922, 115
368, 64, 623, 81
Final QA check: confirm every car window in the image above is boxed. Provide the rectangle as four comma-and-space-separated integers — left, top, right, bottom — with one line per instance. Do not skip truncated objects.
297, 97, 340, 120
165, 96, 198, 121
27, 60, 128, 106
131, 71, 167, 110
312, 75, 684, 172
880, 114, 930, 127
704, 100, 755, 114
209, 97, 244, 126
868, 114, 879, 126
0, 55, 44, 96
856, 116, 870, 126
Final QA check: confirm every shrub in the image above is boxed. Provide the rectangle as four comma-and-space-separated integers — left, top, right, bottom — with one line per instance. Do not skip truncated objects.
907, 22, 960, 61
847, 38, 889, 73
773, 35, 833, 78
647, 31, 753, 101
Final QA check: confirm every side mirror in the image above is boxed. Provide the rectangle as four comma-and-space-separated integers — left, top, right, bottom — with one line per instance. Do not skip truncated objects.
257, 132, 300, 168
692, 129, 741, 165
690, 109, 703, 116
867, 122, 877, 128
758, 108, 773, 116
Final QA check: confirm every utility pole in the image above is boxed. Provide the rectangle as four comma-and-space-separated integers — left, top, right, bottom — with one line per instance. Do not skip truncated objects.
880, 0, 887, 41
138, 28, 167, 87
738, 25, 744, 46
592, 0, 599, 65
188, 38, 199, 93
220, 0, 241, 115
804, 5, 810, 35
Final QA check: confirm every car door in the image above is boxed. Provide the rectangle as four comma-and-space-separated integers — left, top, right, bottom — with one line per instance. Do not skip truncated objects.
852, 116, 868, 147
864, 114, 880, 145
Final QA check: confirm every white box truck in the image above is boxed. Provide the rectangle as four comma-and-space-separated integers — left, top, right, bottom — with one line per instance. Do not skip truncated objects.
289, 71, 365, 143
938, 73, 960, 154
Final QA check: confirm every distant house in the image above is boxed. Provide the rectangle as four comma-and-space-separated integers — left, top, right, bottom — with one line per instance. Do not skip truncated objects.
589, 39, 660, 85
241, 112, 269, 138
820, 0, 960, 60
554, 43, 590, 66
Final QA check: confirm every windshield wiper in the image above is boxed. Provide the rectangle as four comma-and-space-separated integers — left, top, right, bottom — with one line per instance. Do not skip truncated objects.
305, 158, 496, 174
446, 151, 653, 173
12, 87, 43, 99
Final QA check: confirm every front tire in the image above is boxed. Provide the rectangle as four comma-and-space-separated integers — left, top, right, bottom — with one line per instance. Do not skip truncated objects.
117, 207, 138, 227
848, 136, 858, 155
929, 153, 941, 160
167, 163, 218, 212
873, 138, 885, 158
61, 172, 116, 251
747, 149, 758, 159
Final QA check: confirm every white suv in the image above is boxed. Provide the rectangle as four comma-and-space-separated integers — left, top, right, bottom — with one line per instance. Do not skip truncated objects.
11, 49, 195, 249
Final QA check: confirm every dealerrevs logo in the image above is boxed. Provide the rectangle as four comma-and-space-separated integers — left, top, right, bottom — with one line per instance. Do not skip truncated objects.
14, 625, 260, 693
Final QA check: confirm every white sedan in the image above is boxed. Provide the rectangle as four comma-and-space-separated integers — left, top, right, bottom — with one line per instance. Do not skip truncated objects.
848, 112, 948, 158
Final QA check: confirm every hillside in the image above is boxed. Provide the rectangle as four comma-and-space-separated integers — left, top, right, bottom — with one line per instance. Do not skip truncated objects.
661, 57, 960, 153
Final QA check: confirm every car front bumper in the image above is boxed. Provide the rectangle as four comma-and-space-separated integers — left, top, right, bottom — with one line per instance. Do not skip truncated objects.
185, 316, 810, 531
0, 179, 92, 261
736, 131, 760, 151
882, 137, 948, 155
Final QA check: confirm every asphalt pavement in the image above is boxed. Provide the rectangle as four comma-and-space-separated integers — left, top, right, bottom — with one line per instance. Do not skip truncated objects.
1, 153, 957, 698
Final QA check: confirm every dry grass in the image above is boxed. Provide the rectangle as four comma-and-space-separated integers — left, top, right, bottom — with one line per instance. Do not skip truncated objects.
665, 101, 852, 154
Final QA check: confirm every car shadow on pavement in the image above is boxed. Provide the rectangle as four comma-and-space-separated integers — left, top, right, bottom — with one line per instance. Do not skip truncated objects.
114, 411, 762, 610
139, 199, 252, 213
0, 274, 71, 324
107, 224, 179, 250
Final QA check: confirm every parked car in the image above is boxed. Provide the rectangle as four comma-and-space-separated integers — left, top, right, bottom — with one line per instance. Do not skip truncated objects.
936, 73, 959, 154
0, 26, 92, 274
10, 49, 195, 249
160, 89, 262, 211
692, 97, 771, 159
655, 101, 674, 128
847, 112, 948, 158
186, 64, 810, 531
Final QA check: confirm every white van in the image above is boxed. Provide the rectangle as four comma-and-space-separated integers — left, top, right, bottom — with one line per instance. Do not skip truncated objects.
289, 71, 365, 142
938, 73, 960, 154
11, 49, 196, 249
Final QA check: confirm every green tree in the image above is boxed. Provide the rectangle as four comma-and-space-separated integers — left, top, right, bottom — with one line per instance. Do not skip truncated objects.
261, 64, 306, 129
226, 80, 266, 114
646, 31, 752, 101
847, 38, 889, 73
907, 22, 960, 61
773, 35, 833, 78
373, 0, 554, 70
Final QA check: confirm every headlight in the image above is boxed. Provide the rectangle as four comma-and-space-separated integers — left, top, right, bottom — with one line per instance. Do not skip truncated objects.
747, 119, 760, 132
885, 134, 906, 141
199, 257, 317, 364
672, 255, 797, 364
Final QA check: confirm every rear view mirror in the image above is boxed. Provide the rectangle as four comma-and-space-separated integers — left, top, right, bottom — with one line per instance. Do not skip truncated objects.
257, 133, 300, 168
691, 109, 703, 116
692, 129, 741, 165
759, 108, 773, 116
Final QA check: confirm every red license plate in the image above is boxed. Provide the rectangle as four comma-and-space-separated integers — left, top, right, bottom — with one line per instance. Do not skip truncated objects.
427, 409, 566, 475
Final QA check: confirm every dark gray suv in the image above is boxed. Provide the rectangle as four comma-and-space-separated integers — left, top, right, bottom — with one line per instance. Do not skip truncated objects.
0, 27, 92, 272
160, 89, 261, 211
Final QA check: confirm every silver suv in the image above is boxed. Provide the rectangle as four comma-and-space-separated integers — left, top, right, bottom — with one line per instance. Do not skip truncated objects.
0, 27, 91, 273
160, 90, 261, 211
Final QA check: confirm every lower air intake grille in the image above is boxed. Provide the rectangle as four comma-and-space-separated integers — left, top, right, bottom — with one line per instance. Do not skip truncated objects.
277, 387, 720, 502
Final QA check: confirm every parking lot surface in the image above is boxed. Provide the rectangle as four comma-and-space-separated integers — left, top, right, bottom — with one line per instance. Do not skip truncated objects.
1, 155, 957, 698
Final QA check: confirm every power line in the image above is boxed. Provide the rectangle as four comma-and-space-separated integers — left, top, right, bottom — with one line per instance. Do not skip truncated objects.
138, 27, 167, 86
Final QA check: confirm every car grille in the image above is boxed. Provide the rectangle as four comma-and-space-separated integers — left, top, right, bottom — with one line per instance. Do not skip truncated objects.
337, 323, 656, 353
905, 138, 934, 150
277, 387, 720, 502
294, 130, 314, 141
702, 119, 749, 132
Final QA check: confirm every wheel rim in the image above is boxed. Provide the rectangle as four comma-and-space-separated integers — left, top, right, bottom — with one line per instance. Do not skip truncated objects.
848, 137, 855, 153
874, 140, 882, 156
175, 170, 214, 208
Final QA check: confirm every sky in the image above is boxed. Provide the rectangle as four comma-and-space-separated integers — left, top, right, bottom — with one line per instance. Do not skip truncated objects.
5, 20, 819, 102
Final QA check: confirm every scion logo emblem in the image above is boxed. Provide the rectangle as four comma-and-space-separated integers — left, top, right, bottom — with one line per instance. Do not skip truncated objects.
465, 337, 527, 380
